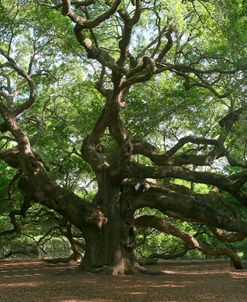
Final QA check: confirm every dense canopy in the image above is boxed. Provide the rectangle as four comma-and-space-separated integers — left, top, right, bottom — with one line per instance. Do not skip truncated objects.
0, 0, 247, 274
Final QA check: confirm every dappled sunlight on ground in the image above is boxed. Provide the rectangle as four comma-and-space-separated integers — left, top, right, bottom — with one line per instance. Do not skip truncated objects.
0, 281, 42, 288
0, 259, 247, 302
59, 300, 114, 302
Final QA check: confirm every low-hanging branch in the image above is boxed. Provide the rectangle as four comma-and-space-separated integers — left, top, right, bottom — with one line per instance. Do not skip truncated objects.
124, 161, 247, 203
123, 183, 247, 234
135, 215, 243, 269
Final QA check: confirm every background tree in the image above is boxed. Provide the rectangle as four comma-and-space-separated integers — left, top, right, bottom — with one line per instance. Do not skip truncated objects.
1, 0, 247, 274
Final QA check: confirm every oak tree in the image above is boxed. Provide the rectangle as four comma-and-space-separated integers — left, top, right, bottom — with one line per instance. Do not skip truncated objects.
1, 0, 247, 274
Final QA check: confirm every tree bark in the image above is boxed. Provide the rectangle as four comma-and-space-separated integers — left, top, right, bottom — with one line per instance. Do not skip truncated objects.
79, 170, 139, 274
135, 215, 243, 269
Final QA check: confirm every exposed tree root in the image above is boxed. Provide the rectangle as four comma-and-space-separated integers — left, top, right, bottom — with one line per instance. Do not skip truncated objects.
134, 263, 166, 275
77, 262, 166, 276
43, 252, 81, 264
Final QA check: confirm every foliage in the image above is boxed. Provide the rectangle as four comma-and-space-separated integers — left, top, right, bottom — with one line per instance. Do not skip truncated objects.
0, 0, 247, 273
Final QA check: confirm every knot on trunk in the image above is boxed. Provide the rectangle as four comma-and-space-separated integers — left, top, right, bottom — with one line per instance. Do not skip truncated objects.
85, 207, 108, 228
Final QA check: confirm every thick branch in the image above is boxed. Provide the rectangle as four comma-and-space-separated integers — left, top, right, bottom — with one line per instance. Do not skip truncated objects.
117, 1, 142, 67
0, 107, 107, 232
62, 0, 122, 72
132, 136, 219, 165
135, 215, 243, 268
123, 182, 247, 234
0, 195, 31, 237
62, 0, 121, 29
0, 49, 36, 114
18, 174, 107, 231
132, 114, 247, 167
210, 228, 246, 243
0, 103, 33, 159
124, 161, 247, 204
156, 28, 173, 62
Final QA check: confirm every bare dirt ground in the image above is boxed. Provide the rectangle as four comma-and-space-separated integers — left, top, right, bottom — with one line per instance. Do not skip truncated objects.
0, 259, 247, 302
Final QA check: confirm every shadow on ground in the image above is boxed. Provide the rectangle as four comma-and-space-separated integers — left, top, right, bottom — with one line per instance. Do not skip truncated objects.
0, 259, 246, 302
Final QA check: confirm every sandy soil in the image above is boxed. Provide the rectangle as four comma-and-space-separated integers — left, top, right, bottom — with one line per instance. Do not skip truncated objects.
0, 259, 246, 302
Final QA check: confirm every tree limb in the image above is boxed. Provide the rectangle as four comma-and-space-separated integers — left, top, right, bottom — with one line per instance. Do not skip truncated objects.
135, 215, 243, 269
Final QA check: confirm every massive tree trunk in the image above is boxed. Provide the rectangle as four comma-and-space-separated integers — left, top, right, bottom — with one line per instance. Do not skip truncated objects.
81, 219, 138, 275
79, 170, 139, 274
